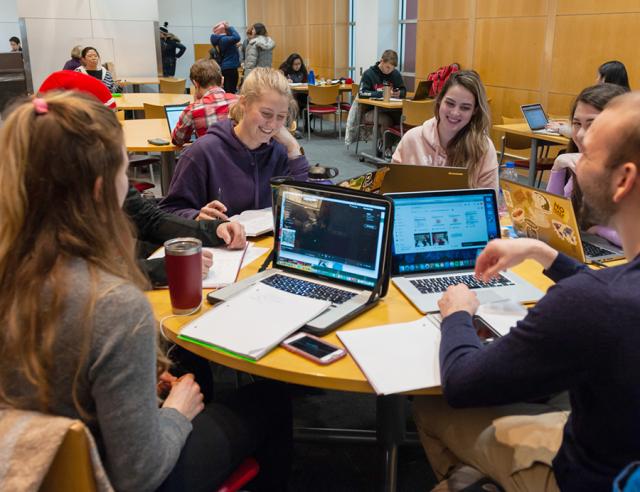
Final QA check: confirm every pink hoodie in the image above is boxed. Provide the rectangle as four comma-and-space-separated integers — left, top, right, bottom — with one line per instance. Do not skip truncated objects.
392, 117, 499, 192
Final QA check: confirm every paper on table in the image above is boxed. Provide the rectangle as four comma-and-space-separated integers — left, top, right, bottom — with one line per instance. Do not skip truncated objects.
179, 283, 331, 360
337, 317, 442, 395
475, 300, 528, 337
149, 243, 268, 288
229, 208, 273, 236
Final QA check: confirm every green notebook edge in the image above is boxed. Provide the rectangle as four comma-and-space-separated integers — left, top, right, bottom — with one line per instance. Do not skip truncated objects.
177, 334, 257, 363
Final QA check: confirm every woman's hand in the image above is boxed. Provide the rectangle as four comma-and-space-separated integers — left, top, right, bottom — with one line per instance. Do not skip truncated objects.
273, 126, 301, 158
161, 373, 204, 421
216, 222, 246, 249
201, 249, 213, 278
157, 371, 177, 399
474, 238, 558, 281
198, 200, 228, 221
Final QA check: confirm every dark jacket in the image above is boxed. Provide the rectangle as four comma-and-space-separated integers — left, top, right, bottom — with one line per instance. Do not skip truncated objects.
161, 35, 186, 77
159, 118, 309, 219
359, 64, 406, 98
210, 26, 241, 70
124, 186, 225, 285
62, 58, 81, 71
440, 252, 640, 491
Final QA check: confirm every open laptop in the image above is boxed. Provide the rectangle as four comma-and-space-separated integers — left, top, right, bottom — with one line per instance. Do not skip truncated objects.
500, 179, 624, 263
386, 189, 543, 314
164, 103, 196, 143
520, 103, 559, 135
411, 80, 434, 101
379, 164, 468, 194
209, 182, 393, 335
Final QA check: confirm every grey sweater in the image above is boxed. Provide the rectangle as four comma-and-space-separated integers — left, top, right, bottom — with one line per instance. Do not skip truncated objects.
244, 35, 275, 75
14, 259, 191, 492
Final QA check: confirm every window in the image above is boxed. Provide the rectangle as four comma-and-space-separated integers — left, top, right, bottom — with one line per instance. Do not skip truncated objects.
348, 0, 356, 79
398, 0, 417, 91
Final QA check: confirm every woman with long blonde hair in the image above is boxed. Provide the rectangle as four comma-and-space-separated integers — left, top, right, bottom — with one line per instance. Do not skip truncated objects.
392, 70, 498, 191
160, 67, 309, 221
0, 92, 291, 491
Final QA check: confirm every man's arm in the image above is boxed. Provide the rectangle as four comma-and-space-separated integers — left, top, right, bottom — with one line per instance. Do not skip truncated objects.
125, 187, 225, 247
171, 106, 194, 146
393, 71, 407, 98
219, 26, 241, 49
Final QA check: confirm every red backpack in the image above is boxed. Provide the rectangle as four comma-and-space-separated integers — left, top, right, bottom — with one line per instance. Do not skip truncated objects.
426, 64, 460, 97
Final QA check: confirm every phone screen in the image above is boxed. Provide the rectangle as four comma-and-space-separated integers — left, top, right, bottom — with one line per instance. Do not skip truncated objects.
289, 336, 338, 358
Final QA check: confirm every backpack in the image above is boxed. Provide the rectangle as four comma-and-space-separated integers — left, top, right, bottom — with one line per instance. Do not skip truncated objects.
209, 45, 222, 65
426, 64, 460, 98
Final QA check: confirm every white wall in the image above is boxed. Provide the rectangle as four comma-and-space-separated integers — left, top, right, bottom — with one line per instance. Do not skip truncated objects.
158, 0, 246, 83
0, 0, 20, 52
353, 0, 399, 83
18, 0, 159, 91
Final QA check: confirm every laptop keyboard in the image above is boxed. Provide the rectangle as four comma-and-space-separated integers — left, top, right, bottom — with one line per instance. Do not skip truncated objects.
262, 274, 357, 305
582, 241, 616, 258
410, 274, 514, 294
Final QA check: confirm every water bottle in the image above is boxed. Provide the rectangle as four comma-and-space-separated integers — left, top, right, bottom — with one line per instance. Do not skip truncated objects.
498, 161, 518, 217
308, 69, 315, 85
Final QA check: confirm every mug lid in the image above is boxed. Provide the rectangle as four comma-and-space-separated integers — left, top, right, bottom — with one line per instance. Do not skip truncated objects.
164, 237, 202, 256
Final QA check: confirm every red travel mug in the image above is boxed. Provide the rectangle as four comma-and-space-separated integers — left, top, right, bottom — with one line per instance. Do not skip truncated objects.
164, 238, 203, 314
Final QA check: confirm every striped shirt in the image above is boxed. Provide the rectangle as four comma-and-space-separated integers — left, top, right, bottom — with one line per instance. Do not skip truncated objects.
171, 86, 238, 146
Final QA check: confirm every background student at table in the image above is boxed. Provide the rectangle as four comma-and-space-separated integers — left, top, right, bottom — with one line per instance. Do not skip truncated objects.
279, 52, 308, 135
75, 46, 121, 93
546, 83, 627, 247
0, 92, 292, 492
359, 49, 407, 150
413, 91, 640, 491
392, 70, 498, 191
160, 67, 309, 220
210, 20, 241, 94
171, 58, 238, 146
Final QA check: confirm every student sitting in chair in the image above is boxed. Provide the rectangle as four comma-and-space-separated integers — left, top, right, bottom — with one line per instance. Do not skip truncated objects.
0, 92, 292, 492
413, 91, 640, 491
359, 49, 407, 154
171, 58, 238, 146
546, 83, 628, 247
160, 67, 309, 220
392, 70, 498, 191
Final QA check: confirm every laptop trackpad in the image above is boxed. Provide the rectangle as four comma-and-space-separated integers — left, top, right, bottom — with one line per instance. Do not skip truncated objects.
475, 290, 505, 304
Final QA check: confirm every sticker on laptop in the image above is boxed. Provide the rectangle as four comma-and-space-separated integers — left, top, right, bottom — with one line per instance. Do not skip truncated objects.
523, 218, 539, 240
552, 219, 577, 245
503, 189, 513, 208
533, 192, 551, 213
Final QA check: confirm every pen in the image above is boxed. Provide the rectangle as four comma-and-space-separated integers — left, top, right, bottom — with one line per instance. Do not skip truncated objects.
234, 242, 250, 283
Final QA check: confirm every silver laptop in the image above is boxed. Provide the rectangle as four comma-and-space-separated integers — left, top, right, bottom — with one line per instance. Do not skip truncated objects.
209, 183, 393, 335
164, 103, 196, 143
386, 189, 544, 314
500, 179, 624, 263
379, 164, 468, 194
520, 103, 559, 135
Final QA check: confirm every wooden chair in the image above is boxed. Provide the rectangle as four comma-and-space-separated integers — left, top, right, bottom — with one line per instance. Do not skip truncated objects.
143, 103, 166, 119
160, 77, 186, 94
499, 116, 555, 186
41, 422, 99, 492
382, 99, 436, 159
306, 84, 341, 140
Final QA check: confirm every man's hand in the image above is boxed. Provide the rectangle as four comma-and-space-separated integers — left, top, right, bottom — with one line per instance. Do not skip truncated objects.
474, 238, 558, 281
438, 284, 479, 318
216, 222, 246, 249
201, 249, 213, 278
197, 200, 228, 221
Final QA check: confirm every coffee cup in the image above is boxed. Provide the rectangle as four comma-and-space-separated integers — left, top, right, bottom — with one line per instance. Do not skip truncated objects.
164, 238, 203, 315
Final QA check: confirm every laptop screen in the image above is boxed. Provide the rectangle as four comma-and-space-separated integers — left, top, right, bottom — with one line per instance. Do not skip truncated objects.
521, 104, 548, 130
164, 104, 196, 142
274, 188, 388, 288
388, 189, 500, 275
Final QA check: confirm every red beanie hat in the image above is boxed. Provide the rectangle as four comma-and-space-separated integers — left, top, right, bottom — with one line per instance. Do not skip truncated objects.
38, 70, 116, 109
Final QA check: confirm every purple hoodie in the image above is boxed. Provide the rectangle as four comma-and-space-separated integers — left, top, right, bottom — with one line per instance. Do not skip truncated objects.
159, 118, 309, 219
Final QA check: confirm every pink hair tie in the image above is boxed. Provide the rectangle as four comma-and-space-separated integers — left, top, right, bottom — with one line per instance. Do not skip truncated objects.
33, 98, 48, 115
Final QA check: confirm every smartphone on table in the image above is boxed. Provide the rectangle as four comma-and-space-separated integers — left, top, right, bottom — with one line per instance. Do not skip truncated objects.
281, 333, 346, 365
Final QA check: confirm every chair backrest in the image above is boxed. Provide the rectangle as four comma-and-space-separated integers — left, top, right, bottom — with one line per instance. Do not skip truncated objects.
143, 103, 166, 119
350, 83, 359, 99
116, 110, 125, 121
160, 78, 186, 94
501, 116, 531, 149
40, 422, 98, 492
308, 84, 340, 106
402, 99, 436, 128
